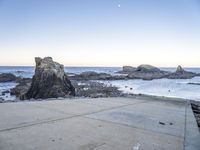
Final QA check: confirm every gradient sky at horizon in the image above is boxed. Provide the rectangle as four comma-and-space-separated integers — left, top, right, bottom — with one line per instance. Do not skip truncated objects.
0, 0, 200, 67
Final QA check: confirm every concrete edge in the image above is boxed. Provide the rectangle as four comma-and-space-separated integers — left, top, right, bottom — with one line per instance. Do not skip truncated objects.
184, 101, 200, 150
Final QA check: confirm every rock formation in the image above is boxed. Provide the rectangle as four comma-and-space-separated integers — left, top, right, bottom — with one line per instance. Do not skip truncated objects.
10, 78, 32, 98
0, 73, 18, 82
69, 71, 126, 80
176, 65, 184, 73
122, 66, 136, 72
116, 64, 199, 80
71, 80, 122, 98
22, 57, 75, 99
126, 64, 169, 80
167, 65, 196, 79
136, 64, 161, 73
116, 66, 136, 74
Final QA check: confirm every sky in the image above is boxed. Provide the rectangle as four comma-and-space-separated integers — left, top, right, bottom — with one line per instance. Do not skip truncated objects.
0, 0, 200, 67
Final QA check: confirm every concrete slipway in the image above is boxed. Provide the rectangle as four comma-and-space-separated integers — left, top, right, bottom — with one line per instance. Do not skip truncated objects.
0, 96, 199, 150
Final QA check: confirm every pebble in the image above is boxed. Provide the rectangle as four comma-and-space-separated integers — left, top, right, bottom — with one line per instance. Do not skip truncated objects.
159, 121, 165, 125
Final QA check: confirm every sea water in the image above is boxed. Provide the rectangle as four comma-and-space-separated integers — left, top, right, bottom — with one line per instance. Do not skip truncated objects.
0, 66, 122, 78
0, 66, 200, 101
101, 77, 200, 101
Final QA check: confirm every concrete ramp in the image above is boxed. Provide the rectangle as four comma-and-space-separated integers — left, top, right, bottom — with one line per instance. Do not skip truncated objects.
0, 97, 199, 150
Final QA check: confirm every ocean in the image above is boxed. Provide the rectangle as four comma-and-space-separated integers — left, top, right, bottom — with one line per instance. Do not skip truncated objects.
0, 66, 200, 101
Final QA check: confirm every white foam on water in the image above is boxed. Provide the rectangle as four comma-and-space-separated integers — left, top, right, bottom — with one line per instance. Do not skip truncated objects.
0, 82, 17, 101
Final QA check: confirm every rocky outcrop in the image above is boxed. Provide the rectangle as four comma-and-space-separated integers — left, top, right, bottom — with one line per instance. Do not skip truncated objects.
167, 65, 196, 79
176, 65, 184, 73
70, 64, 198, 81
127, 71, 169, 80
69, 71, 127, 80
11, 78, 123, 99
116, 64, 199, 80
0, 73, 18, 82
22, 57, 75, 100
123, 66, 136, 72
10, 78, 32, 97
126, 64, 169, 80
117, 64, 161, 74
136, 64, 161, 73
117, 66, 136, 74
71, 64, 174, 81
71, 80, 122, 98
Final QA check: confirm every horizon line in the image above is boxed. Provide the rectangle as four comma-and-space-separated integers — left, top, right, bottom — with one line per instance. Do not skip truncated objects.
0, 65, 200, 68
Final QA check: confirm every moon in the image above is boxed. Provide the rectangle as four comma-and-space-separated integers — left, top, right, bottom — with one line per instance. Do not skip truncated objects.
118, 4, 121, 8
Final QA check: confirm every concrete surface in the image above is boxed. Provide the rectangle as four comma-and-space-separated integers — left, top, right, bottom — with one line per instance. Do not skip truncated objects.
0, 97, 199, 150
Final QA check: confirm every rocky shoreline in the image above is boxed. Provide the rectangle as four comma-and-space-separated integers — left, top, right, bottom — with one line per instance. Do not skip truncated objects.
0, 58, 200, 133
69, 65, 199, 81
117, 65, 198, 80
0, 63, 199, 102
7, 79, 124, 101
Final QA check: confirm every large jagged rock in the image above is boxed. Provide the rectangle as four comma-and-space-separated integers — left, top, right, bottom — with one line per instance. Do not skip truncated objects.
22, 57, 75, 99
176, 65, 185, 73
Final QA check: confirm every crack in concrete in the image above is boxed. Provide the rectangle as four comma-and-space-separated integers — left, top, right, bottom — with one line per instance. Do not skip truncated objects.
0, 99, 187, 142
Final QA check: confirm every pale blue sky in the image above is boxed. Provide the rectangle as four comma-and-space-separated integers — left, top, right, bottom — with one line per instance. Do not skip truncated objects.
0, 0, 200, 67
